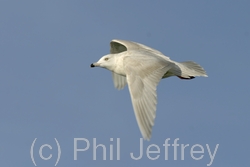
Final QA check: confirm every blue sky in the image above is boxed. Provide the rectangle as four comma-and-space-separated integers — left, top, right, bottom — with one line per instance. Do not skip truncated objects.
0, 1, 249, 166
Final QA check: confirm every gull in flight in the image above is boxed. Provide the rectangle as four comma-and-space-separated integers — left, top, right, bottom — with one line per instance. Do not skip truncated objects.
90, 39, 207, 140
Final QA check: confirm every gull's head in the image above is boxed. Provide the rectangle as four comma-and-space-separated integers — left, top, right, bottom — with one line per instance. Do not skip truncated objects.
90, 54, 115, 71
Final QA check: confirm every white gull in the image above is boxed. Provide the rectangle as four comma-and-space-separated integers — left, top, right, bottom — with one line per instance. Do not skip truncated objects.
91, 39, 207, 140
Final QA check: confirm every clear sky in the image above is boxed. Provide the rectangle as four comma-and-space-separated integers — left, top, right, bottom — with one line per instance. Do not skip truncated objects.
1, 1, 249, 167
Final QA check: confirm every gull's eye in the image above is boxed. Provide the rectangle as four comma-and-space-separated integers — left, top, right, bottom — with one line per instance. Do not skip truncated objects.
104, 57, 109, 61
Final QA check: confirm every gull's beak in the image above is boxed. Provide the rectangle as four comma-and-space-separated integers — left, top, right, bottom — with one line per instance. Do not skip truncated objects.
90, 63, 99, 68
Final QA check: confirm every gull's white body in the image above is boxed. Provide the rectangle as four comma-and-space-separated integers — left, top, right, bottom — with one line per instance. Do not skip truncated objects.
91, 39, 207, 140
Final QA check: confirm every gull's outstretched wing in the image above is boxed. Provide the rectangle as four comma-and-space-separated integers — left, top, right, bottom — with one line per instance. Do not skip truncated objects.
110, 39, 166, 56
112, 72, 127, 90
124, 51, 173, 140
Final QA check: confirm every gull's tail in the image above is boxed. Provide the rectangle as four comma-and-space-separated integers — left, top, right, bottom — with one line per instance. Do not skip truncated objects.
163, 61, 208, 79
175, 61, 208, 79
